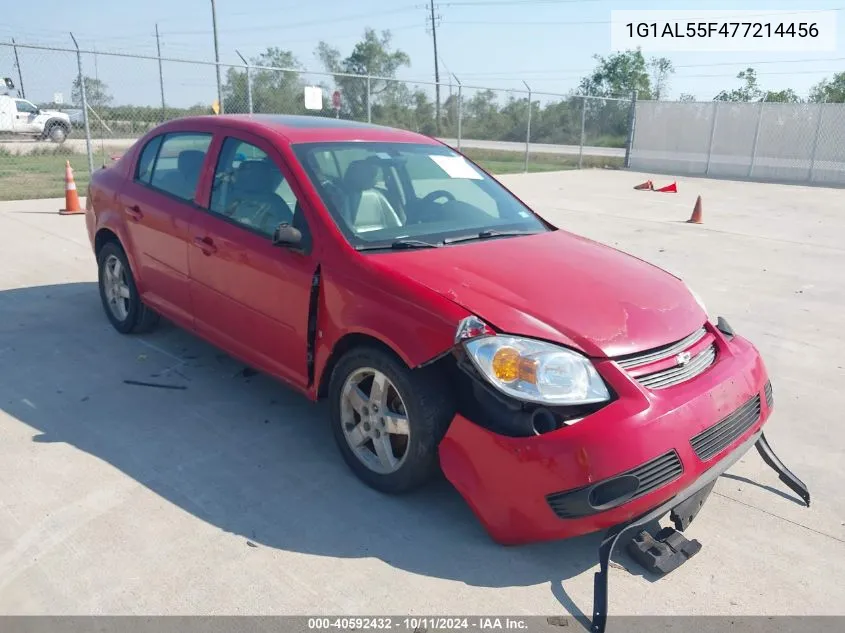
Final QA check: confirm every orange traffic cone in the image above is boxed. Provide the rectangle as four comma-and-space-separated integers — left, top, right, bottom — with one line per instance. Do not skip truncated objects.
633, 179, 654, 191
59, 161, 83, 215
655, 180, 678, 193
687, 195, 703, 224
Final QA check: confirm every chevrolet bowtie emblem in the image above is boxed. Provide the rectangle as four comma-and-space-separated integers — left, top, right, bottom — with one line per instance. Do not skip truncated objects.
676, 351, 692, 366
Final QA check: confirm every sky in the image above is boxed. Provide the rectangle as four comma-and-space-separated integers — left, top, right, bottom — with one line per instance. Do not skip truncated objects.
1, 0, 844, 108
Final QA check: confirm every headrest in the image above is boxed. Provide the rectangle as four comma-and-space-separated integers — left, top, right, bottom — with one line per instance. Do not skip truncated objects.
234, 160, 283, 194
344, 160, 378, 191
178, 150, 205, 180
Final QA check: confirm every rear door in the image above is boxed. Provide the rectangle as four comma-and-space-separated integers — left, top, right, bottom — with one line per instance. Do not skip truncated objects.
188, 131, 318, 390
118, 131, 214, 328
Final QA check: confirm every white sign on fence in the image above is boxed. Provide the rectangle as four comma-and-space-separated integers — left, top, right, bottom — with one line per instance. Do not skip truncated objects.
304, 86, 323, 111
53, 92, 63, 104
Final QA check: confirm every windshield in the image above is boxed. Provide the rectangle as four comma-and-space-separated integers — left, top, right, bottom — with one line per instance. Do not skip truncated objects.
292, 142, 550, 248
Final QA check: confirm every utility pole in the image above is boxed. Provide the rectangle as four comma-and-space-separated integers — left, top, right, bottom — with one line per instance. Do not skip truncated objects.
11, 38, 25, 99
210, 0, 224, 113
427, 2, 441, 132
155, 24, 166, 120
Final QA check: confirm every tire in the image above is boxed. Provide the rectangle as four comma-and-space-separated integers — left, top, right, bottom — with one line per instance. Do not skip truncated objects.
97, 241, 159, 334
328, 346, 456, 494
47, 124, 67, 143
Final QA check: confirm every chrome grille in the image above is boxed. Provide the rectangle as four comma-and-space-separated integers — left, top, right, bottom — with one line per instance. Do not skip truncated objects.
691, 395, 762, 462
616, 328, 707, 370
764, 380, 773, 409
636, 343, 717, 389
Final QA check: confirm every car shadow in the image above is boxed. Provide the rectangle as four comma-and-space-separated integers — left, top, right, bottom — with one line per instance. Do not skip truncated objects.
719, 473, 805, 506
1, 281, 674, 621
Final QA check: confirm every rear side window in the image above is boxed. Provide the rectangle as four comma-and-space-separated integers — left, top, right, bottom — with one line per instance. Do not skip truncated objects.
147, 133, 213, 202
135, 136, 163, 184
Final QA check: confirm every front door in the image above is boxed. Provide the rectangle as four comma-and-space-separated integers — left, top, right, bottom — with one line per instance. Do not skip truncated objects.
13, 99, 40, 133
118, 131, 214, 327
188, 133, 318, 390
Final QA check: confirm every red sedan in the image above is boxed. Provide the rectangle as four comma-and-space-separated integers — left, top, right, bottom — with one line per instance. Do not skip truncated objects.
85, 115, 808, 630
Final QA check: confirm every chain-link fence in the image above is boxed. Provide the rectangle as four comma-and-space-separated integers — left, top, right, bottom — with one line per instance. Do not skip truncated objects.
631, 99, 845, 185
1, 40, 632, 201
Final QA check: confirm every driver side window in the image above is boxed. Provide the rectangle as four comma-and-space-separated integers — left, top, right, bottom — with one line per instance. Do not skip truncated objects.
15, 100, 38, 114
209, 137, 310, 244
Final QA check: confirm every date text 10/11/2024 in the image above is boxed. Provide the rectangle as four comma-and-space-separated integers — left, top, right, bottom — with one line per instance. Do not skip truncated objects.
307, 617, 531, 630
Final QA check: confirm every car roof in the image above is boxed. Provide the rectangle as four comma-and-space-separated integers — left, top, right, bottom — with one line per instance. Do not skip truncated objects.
175, 114, 442, 146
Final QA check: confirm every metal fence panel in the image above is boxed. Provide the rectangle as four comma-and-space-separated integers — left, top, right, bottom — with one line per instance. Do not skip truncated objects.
629, 100, 716, 175
752, 102, 821, 183
709, 102, 759, 178
810, 103, 845, 185
631, 98, 845, 186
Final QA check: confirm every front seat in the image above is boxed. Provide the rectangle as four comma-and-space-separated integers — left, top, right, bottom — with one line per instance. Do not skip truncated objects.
157, 149, 206, 200
342, 160, 402, 233
223, 160, 293, 234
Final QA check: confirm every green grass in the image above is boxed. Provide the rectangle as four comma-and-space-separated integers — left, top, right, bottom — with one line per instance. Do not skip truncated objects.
0, 147, 115, 201
462, 147, 623, 174
0, 146, 623, 202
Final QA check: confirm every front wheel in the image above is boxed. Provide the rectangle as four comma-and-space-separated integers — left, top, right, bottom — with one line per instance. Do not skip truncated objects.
328, 347, 455, 494
47, 124, 67, 143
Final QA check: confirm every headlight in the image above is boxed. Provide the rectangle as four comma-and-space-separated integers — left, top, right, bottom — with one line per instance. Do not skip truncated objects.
686, 283, 708, 316
464, 335, 610, 405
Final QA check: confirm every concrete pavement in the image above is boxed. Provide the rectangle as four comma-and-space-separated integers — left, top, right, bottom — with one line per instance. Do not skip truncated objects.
0, 171, 842, 620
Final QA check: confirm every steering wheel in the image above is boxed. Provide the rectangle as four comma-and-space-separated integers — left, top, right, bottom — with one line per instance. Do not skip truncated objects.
420, 190, 456, 206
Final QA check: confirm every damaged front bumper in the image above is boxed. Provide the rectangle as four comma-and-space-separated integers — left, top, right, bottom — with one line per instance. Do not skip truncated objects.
590, 430, 809, 633
439, 333, 775, 545
438, 329, 810, 633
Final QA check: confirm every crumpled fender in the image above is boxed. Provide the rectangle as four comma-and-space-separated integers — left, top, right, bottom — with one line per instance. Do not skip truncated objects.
311, 263, 471, 396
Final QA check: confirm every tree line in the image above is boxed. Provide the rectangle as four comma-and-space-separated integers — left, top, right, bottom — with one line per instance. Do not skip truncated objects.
52, 33, 845, 147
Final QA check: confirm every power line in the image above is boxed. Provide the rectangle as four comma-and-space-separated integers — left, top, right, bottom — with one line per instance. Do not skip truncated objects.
163, 5, 420, 36
427, 2, 442, 131
443, 7, 844, 26
210, 0, 223, 113
443, 0, 604, 5
11, 37, 25, 98
453, 56, 845, 79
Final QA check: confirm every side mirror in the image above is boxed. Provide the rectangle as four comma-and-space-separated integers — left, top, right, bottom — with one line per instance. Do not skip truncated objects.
3, 77, 14, 90
272, 223, 303, 249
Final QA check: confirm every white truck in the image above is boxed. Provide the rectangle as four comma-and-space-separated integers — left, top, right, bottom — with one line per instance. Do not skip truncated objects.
1, 77, 73, 143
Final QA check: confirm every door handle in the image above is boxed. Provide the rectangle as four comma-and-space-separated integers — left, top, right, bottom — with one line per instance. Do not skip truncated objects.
126, 205, 143, 221
192, 236, 217, 255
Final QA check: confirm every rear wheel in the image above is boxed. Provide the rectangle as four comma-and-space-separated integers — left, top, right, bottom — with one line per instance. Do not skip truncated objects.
328, 347, 455, 493
97, 241, 159, 334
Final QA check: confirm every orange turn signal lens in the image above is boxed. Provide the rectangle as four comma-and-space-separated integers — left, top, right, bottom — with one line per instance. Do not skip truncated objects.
491, 347, 520, 382
492, 347, 538, 384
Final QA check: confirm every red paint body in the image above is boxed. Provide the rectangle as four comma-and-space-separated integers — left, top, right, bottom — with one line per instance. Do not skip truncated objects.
86, 115, 772, 545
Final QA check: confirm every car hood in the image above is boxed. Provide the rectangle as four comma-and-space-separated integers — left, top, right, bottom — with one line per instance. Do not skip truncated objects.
371, 230, 705, 358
